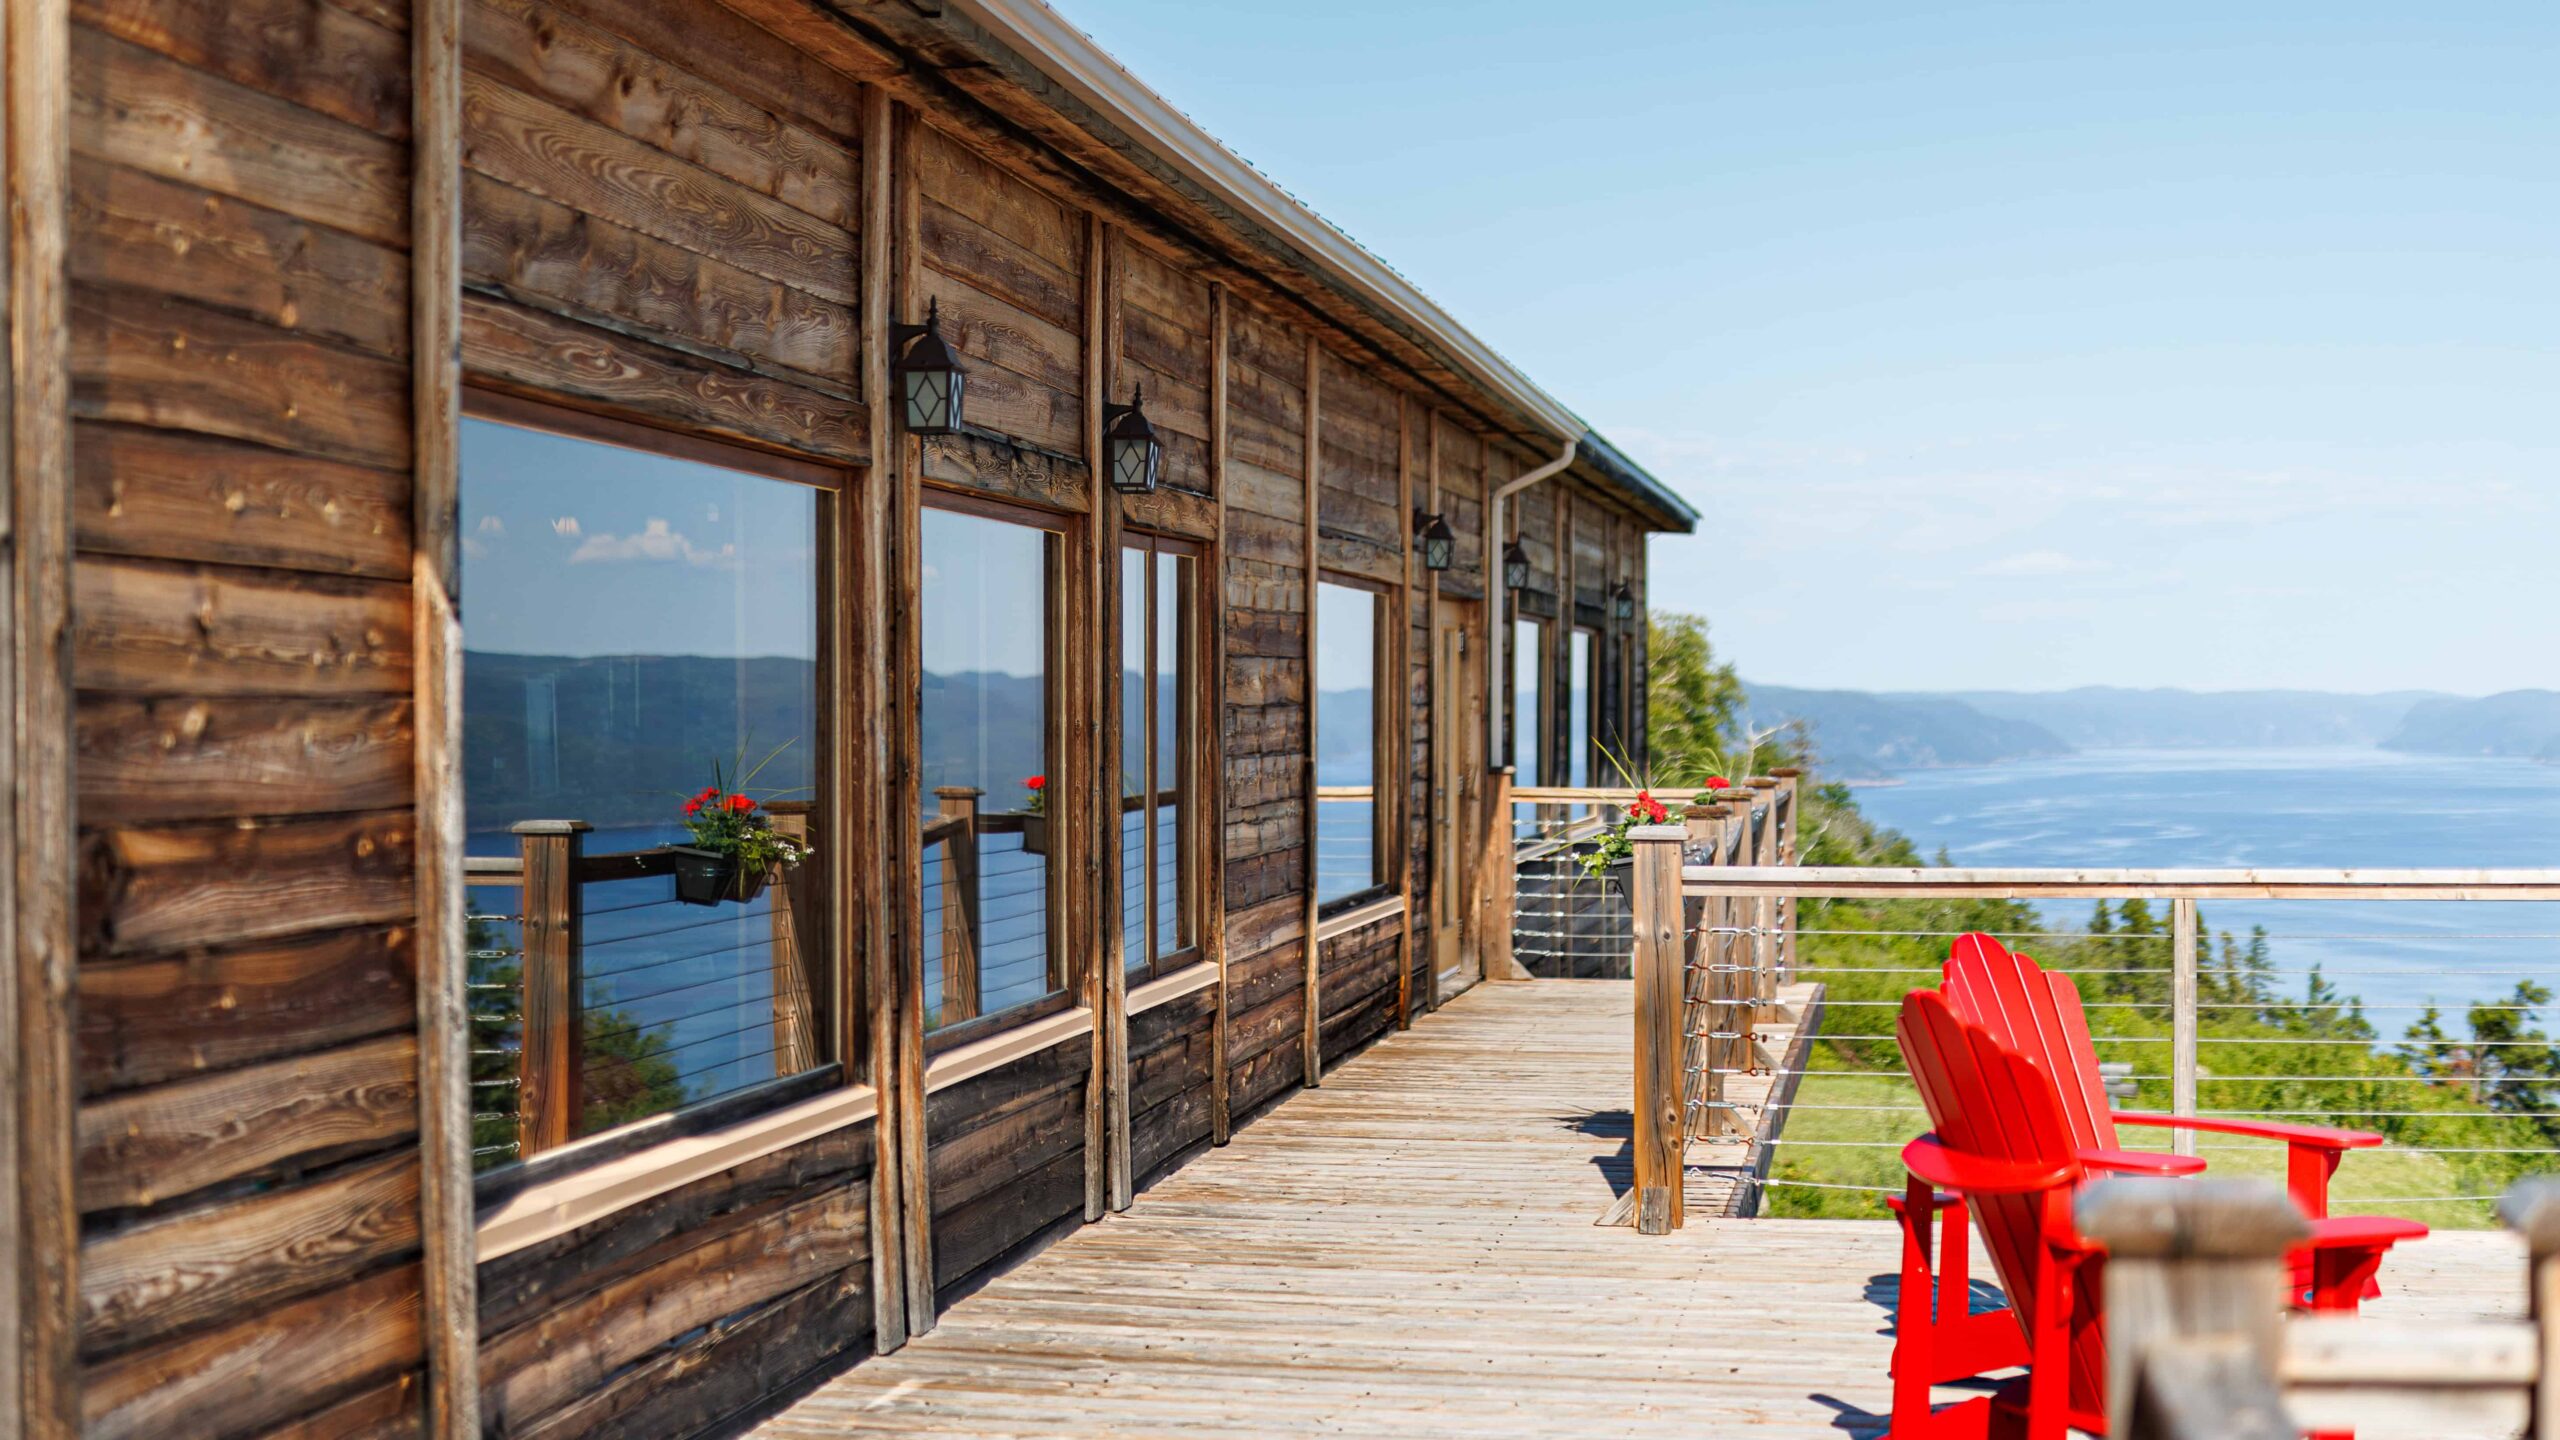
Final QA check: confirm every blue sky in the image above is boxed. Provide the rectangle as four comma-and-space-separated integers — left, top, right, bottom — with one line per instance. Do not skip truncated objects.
1058, 1, 2560, 694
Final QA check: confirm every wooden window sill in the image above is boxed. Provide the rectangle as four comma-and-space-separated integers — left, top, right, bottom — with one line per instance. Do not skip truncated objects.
1128, 960, 1218, 1015
925, 1005, 1095, 1096
476, 1082, 880, 1262
1316, 893, 1406, 943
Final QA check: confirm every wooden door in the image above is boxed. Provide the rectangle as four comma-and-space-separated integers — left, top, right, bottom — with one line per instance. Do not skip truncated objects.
1432, 600, 1485, 997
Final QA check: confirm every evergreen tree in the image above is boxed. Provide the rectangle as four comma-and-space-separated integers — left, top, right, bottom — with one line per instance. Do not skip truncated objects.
2463, 981, 2560, 1145
2089, 901, 2113, 937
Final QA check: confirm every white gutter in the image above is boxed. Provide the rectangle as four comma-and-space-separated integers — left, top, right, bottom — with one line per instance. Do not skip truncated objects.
1485, 436, 1580, 769
949, 0, 1590, 443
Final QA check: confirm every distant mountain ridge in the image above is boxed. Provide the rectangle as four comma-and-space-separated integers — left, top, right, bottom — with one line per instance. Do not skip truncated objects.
1743, 682, 2483, 779
2382, 691, 2560, 761
1940, 687, 2449, 749
1742, 685, 2071, 779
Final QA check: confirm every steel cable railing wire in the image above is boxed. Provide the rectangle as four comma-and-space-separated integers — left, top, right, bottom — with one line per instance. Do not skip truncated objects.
1719, 883, 2560, 1227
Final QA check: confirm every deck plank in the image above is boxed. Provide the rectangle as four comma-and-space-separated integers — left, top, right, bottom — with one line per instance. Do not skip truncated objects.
756, 979, 2524, 1439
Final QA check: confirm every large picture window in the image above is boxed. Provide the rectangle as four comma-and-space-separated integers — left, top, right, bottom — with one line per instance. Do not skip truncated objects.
459, 400, 837, 1175
1315, 579, 1390, 910
1121, 535, 1199, 979
1513, 617, 1545, 838
920, 499, 1067, 1039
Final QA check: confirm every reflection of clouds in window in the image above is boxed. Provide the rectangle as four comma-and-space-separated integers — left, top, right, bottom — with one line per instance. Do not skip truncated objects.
920, 509, 1050, 679
458, 418, 816, 660
568, 518, 740, 569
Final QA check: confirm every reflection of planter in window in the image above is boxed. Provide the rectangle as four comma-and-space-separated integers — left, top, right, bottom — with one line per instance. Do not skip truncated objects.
984, 810, 1046, 857
674, 758, 811, 908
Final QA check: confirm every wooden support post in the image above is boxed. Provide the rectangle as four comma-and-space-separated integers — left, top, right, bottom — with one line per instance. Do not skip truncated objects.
765, 802, 821, 1075
1629, 824, 1687, 1234
1207, 283, 1232, 1146
411, 0, 478, 1424
515, 821, 590, 1157
1300, 335, 1323, 1087
1393, 393, 1414, 1031
2172, 896, 2199, 1158
857, 80, 911, 1354
6, 0, 78, 1429
933, 788, 982, 1026
1096, 229, 1132, 1210
2077, 1178, 2307, 1440
2502, 1179, 2560, 1440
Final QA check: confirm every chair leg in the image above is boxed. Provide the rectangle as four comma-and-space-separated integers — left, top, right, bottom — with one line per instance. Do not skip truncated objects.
2021, 1253, 2072, 1440
1891, 1181, 1940, 1434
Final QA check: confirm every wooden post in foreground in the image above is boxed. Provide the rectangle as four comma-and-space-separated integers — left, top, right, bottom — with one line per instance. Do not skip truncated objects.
2171, 896, 2199, 1157
2077, 1178, 2306, 1440
1479, 766, 1521, 980
2500, 1179, 2560, 1440
1629, 824, 1687, 1234
515, 820, 590, 1157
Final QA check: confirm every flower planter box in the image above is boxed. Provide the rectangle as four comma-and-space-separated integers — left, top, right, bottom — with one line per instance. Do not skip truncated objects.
670, 846, 770, 907
1016, 812, 1048, 857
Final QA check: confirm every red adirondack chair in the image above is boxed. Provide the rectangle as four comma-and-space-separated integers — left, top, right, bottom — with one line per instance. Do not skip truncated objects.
1942, 931, 2426, 1305
1889, 988, 2419, 1439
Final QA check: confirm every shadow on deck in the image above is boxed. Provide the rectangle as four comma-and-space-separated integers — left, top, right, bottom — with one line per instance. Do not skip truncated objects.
753, 981, 2525, 1439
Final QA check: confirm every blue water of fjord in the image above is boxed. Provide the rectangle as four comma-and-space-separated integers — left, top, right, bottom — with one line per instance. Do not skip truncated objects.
1847, 747, 2560, 1022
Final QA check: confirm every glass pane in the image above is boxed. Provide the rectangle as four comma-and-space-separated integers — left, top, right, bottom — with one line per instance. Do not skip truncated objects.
1316, 582, 1381, 906
921, 507, 1058, 1030
1155, 551, 1190, 957
1120, 546, 1148, 970
1513, 619, 1542, 840
460, 416, 827, 1171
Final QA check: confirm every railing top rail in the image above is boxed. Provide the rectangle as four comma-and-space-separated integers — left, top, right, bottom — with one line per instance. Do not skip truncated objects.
1678, 864, 2560, 901
1513, 782, 1784, 804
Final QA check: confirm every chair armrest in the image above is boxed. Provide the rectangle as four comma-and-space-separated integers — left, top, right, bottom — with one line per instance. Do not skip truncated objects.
2078, 1146, 2207, 1177
2111, 1111, 2384, 1149
1902, 1135, 2071, 1195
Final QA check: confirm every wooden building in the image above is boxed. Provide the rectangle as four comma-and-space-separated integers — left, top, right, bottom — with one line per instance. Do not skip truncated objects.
0, 0, 1697, 1436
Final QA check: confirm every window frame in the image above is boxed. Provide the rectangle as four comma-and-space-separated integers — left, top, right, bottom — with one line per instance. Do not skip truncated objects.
917, 485, 1081, 1057
1510, 614, 1549, 785
1314, 571, 1396, 918
456, 388, 856, 1195
1120, 530, 1207, 984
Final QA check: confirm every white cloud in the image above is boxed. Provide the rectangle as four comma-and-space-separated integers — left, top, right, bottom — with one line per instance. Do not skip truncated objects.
568, 518, 738, 569
476, 515, 505, 536
550, 516, 582, 538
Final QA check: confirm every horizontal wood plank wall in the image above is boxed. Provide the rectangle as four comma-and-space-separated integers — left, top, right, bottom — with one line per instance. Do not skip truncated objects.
1218, 305, 1310, 1123
1434, 416, 1486, 604
65, 0, 436, 1431
452, 0, 882, 1433
1308, 351, 1407, 1061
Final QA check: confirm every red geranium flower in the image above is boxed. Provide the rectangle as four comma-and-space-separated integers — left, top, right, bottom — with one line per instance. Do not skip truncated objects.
683, 798, 703, 816
1704, 776, 1731, 790
1629, 791, 1667, 825
726, 793, 756, 813
1025, 775, 1046, 791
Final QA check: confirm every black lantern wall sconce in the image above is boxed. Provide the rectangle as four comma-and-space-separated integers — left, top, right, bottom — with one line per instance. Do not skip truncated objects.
1104, 385, 1163, 495
890, 298, 966, 435
1413, 510, 1456, 572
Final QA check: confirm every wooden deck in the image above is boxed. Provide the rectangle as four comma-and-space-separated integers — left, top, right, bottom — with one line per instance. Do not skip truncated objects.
756, 979, 2526, 1439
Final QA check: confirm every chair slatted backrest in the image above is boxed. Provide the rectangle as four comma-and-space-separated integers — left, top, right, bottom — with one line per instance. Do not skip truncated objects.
1897, 987, 2108, 1416
1944, 932, 2120, 1153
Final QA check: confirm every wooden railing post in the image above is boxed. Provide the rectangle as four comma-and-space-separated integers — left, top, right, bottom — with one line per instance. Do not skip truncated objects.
935, 786, 983, 1025
1628, 823, 1687, 1234
2078, 1178, 2306, 1440
515, 819, 590, 1157
1747, 778, 1781, 1021
1769, 769, 1801, 982
2171, 896, 2199, 1157
2501, 1178, 2560, 1440
1479, 766, 1520, 981
766, 801, 821, 1076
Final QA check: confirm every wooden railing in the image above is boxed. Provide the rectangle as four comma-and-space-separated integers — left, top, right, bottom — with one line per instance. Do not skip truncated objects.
2083, 1175, 2560, 1439
466, 802, 823, 1160
1624, 859, 2560, 1234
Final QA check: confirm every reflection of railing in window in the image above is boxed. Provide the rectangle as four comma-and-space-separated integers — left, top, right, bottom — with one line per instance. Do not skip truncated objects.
926, 785, 1175, 1028
1314, 784, 1381, 902
464, 802, 825, 1167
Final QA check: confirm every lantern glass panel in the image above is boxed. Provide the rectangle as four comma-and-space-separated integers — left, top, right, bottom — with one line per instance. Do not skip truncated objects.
1423, 533, 1453, 570
903, 366, 960, 433
1110, 435, 1160, 494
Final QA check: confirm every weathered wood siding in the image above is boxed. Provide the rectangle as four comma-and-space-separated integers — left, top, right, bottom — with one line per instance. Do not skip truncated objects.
66, 0, 431, 1433
44, 2, 1673, 1433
